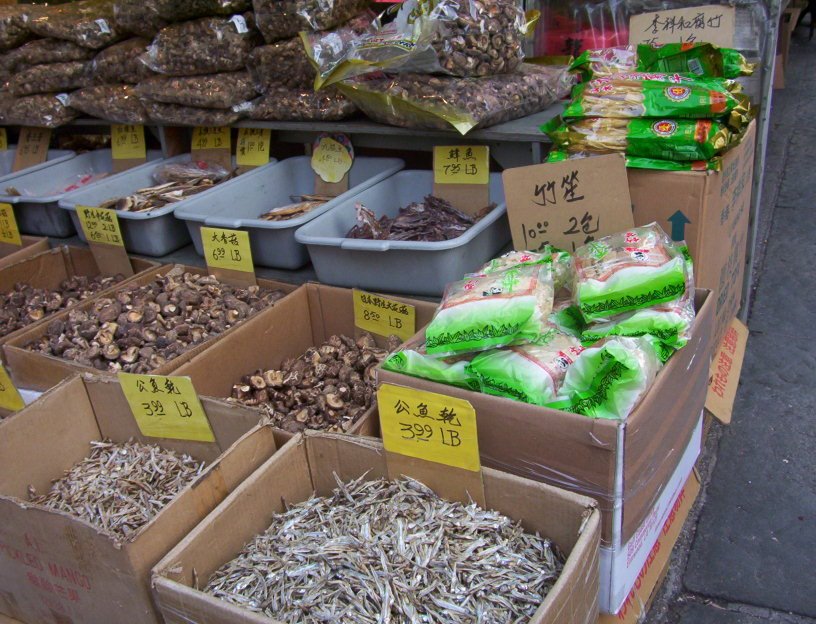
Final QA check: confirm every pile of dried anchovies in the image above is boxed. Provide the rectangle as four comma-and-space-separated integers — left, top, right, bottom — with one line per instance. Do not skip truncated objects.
205, 475, 564, 622
258, 195, 332, 222
28, 440, 205, 541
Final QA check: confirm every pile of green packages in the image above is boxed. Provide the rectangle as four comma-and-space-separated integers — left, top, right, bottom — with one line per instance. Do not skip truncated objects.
382, 224, 695, 420
542, 42, 755, 171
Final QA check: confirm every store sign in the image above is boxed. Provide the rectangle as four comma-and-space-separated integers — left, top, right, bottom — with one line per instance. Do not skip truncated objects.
629, 5, 736, 48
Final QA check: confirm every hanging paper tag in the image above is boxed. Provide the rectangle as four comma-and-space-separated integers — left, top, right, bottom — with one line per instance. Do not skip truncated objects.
236, 128, 271, 168
111, 124, 147, 172
230, 14, 249, 33
76, 205, 134, 277
95, 18, 112, 34
191, 126, 232, 170
201, 226, 257, 287
0, 128, 7, 151
353, 289, 415, 341
12, 128, 51, 172
432, 145, 491, 215
119, 373, 215, 442
0, 363, 24, 412
311, 133, 352, 196
0, 203, 21, 247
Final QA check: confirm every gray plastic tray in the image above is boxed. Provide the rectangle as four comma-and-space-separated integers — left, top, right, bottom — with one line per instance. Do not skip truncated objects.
175, 156, 405, 270
0, 147, 76, 184
294, 170, 510, 296
0, 149, 162, 237
59, 154, 278, 257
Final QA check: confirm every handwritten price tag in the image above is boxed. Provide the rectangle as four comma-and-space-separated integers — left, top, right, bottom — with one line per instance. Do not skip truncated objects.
12, 128, 50, 172
191, 126, 230, 151
0, 363, 24, 412
0, 203, 21, 247
0, 128, 7, 151
119, 373, 214, 442
433, 146, 489, 185
378, 383, 480, 472
77, 205, 124, 247
353, 289, 416, 341
236, 128, 271, 167
201, 226, 254, 274
629, 5, 735, 47
111, 124, 147, 160
311, 133, 353, 183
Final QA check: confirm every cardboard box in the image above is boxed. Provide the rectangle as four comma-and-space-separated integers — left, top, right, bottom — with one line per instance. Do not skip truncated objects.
0, 236, 49, 270
2, 265, 299, 392
173, 283, 439, 439
774, 53, 785, 89
629, 121, 756, 347
378, 289, 714, 547
0, 245, 159, 357
0, 374, 282, 624
152, 432, 602, 624
705, 317, 749, 425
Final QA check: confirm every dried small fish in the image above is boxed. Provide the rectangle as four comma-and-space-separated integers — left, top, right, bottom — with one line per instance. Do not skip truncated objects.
258, 195, 333, 222
29, 439, 205, 541
205, 474, 564, 623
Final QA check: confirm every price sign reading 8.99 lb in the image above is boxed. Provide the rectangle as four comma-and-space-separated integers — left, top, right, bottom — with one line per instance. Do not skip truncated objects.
353, 289, 416, 341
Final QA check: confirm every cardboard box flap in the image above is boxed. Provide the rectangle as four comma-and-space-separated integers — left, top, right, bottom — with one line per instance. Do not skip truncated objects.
705, 317, 748, 424
0, 246, 72, 292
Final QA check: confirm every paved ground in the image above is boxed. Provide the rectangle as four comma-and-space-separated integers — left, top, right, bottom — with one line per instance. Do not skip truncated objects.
645, 33, 816, 624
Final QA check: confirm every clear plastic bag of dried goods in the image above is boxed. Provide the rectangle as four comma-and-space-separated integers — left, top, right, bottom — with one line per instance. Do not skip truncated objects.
474, 247, 574, 291
1, 39, 95, 74
4, 94, 78, 128
247, 38, 315, 91
144, 100, 242, 127
243, 86, 356, 121
140, 14, 260, 76
68, 84, 148, 124
26, 0, 122, 50
338, 64, 574, 134
153, 0, 252, 21
113, 0, 167, 39
89, 37, 153, 85
8, 62, 91, 97
0, 5, 30, 51
137, 72, 258, 109
253, 0, 370, 42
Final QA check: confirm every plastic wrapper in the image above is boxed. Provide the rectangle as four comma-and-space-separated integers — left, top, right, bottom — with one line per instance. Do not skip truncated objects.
26, 0, 123, 50
137, 72, 257, 109
244, 86, 356, 121
248, 37, 315, 91
113, 0, 167, 39
253, 0, 370, 42
4, 94, 78, 128
569, 46, 637, 78
548, 299, 586, 339
339, 64, 574, 135
548, 336, 662, 420
547, 148, 722, 171
573, 223, 689, 323
475, 247, 573, 291
543, 117, 732, 162
153, 0, 252, 21
636, 43, 755, 78
0, 39, 95, 74
144, 100, 241, 126
141, 14, 260, 76
90, 37, 153, 85
7, 61, 91, 97
425, 265, 555, 356
382, 343, 480, 391
0, 6, 31, 51
67, 84, 148, 124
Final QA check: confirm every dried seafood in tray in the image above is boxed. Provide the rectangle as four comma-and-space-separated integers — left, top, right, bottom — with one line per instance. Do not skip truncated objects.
8, 61, 90, 97
90, 37, 153, 84
257, 196, 332, 221
136, 71, 257, 110
205, 474, 565, 622
4, 93, 78, 128
26, 0, 123, 50
28, 439, 205, 541
144, 100, 241, 127
245, 86, 356, 122
68, 84, 148, 124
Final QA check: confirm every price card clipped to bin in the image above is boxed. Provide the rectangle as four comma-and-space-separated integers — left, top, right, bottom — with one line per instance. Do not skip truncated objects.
629, 4, 735, 47
433, 145, 490, 215
111, 124, 147, 172
311, 133, 353, 196
503, 153, 634, 253
378, 383, 485, 506
0, 202, 22, 254
353, 289, 416, 342
236, 128, 271, 168
201, 226, 257, 287
12, 128, 51, 172
76, 205, 134, 278
0, 362, 24, 412
0, 128, 7, 151
191, 126, 232, 170
119, 373, 215, 442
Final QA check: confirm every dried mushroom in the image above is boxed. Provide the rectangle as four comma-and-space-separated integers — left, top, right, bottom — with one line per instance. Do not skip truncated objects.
153, 0, 252, 21
4, 93, 78, 128
113, 0, 167, 39
8, 61, 91, 97
0, 6, 30, 51
144, 100, 241, 127
90, 37, 153, 84
247, 86, 356, 122
229, 332, 402, 433
29, 266, 286, 374
1, 39, 94, 74
136, 71, 257, 110
247, 38, 315, 91
67, 84, 148, 124
26, 0, 123, 50
253, 0, 370, 42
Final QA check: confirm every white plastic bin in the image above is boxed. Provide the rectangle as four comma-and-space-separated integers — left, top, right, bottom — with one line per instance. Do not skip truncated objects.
0, 147, 75, 184
295, 170, 511, 296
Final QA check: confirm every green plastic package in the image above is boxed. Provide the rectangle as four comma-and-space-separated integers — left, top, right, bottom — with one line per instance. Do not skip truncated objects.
636, 43, 756, 79
468, 332, 584, 405
425, 264, 554, 355
573, 223, 689, 323
549, 299, 586, 338
546, 148, 722, 171
381, 343, 480, 391
547, 335, 663, 420
474, 247, 573, 290
569, 46, 637, 79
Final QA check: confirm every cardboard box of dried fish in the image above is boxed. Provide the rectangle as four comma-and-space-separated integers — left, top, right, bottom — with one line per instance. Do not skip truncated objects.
59, 154, 278, 256
152, 432, 601, 624
3, 265, 298, 393
173, 283, 437, 439
0, 374, 282, 624
295, 170, 511, 295
175, 155, 404, 269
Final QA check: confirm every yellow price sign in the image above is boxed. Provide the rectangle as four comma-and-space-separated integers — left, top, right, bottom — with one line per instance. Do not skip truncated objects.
201, 226, 254, 275
0, 363, 24, 412
311, 133, 353, 183
433, 145, 490, 185
353, 289, 416, 341
236, 128, 271, 167
77, 205, 124, 247
378, 383, 480, 472
111, 124, 146, 160
0, 128, 7, 151
0, 203, 21, 246
119, 373, 214, 442
191, 126, 230, 152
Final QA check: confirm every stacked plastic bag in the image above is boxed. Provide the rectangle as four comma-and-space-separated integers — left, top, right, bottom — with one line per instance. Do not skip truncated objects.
383, 223, 696, 420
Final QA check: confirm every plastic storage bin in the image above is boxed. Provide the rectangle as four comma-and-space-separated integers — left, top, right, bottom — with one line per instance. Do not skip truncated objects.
0, 149, 162, 237
175, 156, 405, 270
0, 148, 75, 184
59, 154, 278, 257
295, 170, 511, 296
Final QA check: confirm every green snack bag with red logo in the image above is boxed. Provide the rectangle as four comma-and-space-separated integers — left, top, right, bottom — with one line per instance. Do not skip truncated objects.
636, 43, 756, 79
546, 148, 721, 172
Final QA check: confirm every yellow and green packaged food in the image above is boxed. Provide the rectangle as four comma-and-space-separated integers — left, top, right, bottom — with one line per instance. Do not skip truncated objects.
473, 247, 573, 290
381, 343, 480, 391
547, 149, 722, 171
636, 43, 755, 79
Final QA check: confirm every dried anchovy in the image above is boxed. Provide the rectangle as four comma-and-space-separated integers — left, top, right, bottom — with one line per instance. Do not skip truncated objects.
8, 61, 91, 97
0, 39, 95, 74
113, 0, 167, 39
68, 84, 148, 124
205, 474, 564, 623
4, 93, 78, 128
247, 86, 356, 122
347, 195, 495, 242
137, 71, 257, 110
253, 0, 370, 43
0, 274, 123, 338
144, 100, 241, 127
90, 37, 153, 85
29, 439, 205, 541
258, 196, 333, 221
26, 0, 123, 50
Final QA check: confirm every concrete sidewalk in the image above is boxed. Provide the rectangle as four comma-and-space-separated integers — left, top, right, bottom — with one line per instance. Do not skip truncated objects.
645, 33, 816, 624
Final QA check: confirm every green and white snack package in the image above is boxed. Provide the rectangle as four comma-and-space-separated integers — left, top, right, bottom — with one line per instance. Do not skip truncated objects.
474, 247, 574, 291
381, 343, 479, 391
573, 223, 689, 323
425, 264, 555, 356
548, 335, 663, 420
468, 331, 584, 406
549, 297, 586, 338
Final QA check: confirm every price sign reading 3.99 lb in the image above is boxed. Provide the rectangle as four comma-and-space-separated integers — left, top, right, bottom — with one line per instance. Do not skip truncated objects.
353, 289, 416, 341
